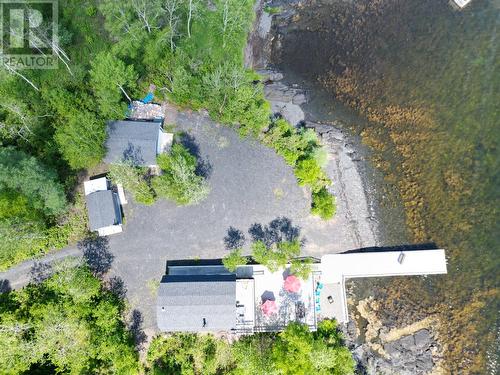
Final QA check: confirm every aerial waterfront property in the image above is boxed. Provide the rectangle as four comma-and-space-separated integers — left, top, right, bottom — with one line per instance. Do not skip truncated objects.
157, 249, 447, 333
0, 0, 494, 372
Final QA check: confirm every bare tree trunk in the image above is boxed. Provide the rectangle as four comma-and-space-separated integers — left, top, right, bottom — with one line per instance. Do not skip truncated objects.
118, 84, 132, 102
25, 10, 73, 75
1, 62, 39, 91
131, 0, 160, 33
222, 0, 229, 48
0, 102, 48, 141
164, 0, 180, 52
187, 0, 193, 38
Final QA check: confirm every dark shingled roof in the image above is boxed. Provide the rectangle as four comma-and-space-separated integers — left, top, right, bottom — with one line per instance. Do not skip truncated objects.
105, 120, 160, 166
85, 190, 122, 231
157, 274, 237, 332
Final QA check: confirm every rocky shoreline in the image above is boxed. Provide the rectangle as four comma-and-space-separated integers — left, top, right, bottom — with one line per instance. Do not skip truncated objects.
245, 1, 442, 374
247, 1, 380, 253
343, 296, 443, 374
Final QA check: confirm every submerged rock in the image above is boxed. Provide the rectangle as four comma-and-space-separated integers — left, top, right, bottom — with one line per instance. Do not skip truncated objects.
257, 69, 284, 82
414, 329, 432, 349
399, 334, 417, 350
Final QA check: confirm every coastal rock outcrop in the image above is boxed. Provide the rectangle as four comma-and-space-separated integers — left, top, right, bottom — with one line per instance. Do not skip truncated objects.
263, 80, 306, 126
344, 328, 437, 375
341, 297, 441, 374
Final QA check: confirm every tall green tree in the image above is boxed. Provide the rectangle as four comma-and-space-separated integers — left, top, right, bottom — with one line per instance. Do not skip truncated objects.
0, 147, 66, 217
222, 248, 248, 272
251, 240, 301, 273
90, 52, 137, 119
54, 110, 107, 170
272, 323, 314, 375
146, 323, 356, 375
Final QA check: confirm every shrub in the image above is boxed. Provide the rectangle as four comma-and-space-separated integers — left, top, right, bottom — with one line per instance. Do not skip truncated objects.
222, 248, 248, 272
263, 119, 336, 220
108, 163, 155, 205
221, 81, 271, 137
146, 322, 354, 375
311, 188, 336, 220
290, 258, 313, 280
294, 158, 331, 193
146, 333, 234, 374
250, 241, 266, 264
45, 192, 89, 249
232, 320, 355, 374
263, 119, 322, 165
277, 240, 301, 260
152, 144, 210, 206
262, 119, 310, 165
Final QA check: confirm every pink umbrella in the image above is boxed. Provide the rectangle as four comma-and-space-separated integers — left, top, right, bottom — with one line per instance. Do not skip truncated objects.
261, 300, 278, 316
284, 275, 301, 293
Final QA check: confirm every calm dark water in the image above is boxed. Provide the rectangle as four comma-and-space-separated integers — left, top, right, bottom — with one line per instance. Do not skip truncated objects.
276, 69, 410, 247
273, 0, 499, 372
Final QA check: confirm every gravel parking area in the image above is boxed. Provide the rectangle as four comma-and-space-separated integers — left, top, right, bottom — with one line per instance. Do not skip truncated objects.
108, 109, 314, 335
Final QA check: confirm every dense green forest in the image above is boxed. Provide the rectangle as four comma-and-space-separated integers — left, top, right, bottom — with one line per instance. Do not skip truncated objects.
0, 262, 139, 373
0, 0, 334, 271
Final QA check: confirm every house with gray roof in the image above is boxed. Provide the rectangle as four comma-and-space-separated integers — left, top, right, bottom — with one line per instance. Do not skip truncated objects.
105, 120, 173, 167
84, 177, 123, 236
157, 274, 237, 332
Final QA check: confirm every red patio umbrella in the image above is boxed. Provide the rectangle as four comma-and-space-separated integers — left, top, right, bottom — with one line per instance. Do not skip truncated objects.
261, 299, 278, 316
284, 275, 301, 293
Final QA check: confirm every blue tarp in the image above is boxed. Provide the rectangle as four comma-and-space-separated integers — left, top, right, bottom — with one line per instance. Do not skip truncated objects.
142, 92, 154, 104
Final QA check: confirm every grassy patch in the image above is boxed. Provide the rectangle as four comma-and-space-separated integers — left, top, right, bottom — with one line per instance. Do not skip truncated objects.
264, 5, 282, 15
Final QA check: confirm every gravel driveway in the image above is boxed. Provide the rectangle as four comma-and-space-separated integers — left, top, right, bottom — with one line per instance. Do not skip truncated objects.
108, 109, 314, 335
